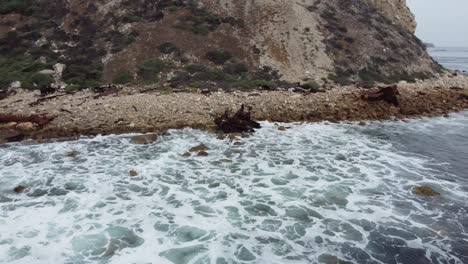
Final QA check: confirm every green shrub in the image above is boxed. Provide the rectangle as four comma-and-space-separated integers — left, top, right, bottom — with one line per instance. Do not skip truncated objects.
64, 84, 82, 93
205, 50, 232, 65
158, 42, 179, 54
223, 63, 248, 76
301, 80, 321, 91
0, 54, 49, 89
328, 73, 352, 86
0, 0, 34, 15
62, 63, 103, 89
138, 59, 168, 81
113, 71, 133, 84
30, 73, 53, 87
185, 64, 210, 73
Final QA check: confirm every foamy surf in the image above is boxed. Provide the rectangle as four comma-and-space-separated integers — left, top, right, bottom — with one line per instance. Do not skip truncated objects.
1, 113, 468, 264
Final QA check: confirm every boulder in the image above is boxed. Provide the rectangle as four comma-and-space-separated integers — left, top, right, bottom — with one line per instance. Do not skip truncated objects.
14, 185, 28, 193
10, 81, 21, 89
129, 170, 138, 176
190, 144, 209, 152
414, 186, 440, 197
16, 122, 37, 131
198, 151, 209, 157
65, 150, 80, 158
130, 134, 158, 144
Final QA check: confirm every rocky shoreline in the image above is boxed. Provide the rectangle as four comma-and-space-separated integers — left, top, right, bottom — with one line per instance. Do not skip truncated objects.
1, 75, 468, 144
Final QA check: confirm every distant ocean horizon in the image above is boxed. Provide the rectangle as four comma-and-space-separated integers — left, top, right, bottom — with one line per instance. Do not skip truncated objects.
428, 46, 468, 72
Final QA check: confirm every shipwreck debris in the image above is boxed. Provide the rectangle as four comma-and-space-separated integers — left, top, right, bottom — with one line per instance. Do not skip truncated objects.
0, 113, 55, 127
214, 104, 261, 133
362, 85, 400, 107
93, 84, 121, 99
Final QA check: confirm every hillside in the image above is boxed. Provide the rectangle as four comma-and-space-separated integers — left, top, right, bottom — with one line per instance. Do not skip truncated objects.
0, 0, 442, 91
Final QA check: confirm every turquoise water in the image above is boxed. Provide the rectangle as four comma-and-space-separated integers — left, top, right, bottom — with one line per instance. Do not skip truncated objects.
1, 113, 468, 263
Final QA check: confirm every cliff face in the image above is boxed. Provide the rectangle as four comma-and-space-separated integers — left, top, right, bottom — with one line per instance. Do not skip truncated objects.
0, 0, 441, 90
365, 0, 417, 33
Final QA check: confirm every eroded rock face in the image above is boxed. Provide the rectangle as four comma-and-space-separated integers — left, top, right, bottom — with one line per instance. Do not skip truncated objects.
0, 0, 439, 88
365, 0, 417, 33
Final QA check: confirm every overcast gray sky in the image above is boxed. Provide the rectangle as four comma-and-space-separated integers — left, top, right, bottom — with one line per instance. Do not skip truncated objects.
407, 0, 468, 47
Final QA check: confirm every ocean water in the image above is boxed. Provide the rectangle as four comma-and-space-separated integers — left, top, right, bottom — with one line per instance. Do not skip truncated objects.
1, 113, 468, 264
429, 47, 468, 72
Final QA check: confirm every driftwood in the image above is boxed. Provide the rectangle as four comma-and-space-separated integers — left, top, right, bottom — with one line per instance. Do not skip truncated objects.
93, 84, 120, 99
29, 93, 68, 106
0, 113, 55, 127
362, 85, 400, 106
214, 104, 261, 133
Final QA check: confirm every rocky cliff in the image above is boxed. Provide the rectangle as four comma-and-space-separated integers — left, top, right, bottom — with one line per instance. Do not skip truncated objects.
0, 0, 441, 90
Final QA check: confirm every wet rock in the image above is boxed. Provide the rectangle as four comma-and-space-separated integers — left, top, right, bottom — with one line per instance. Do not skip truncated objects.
130, 134, 158, 144
414, 186, 440, 196
358, 121, 366, 126
14, 185, 28, 193
129, 170, 138, 177
278, 126, 287, 131
190, 144, 209, 152
2, 132, 25, 143
198, 151, 209, 157
182, 152, 191, 157
65, 150, 80, 157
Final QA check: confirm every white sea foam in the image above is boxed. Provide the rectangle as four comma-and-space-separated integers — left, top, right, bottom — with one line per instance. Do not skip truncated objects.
1, 114, 468, 264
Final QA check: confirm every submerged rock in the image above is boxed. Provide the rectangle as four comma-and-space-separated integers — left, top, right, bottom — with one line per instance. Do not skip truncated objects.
130, 134, 158, 144
198, 151, 209, 157
13, 185, 28, 193
414, 186, 440, 196
129, 170, 138, 177
190, 144, 209, 152
65, 150, 80, 158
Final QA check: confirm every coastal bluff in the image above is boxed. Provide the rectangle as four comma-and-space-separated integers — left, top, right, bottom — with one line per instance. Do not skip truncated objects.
1, 0, 440, 90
